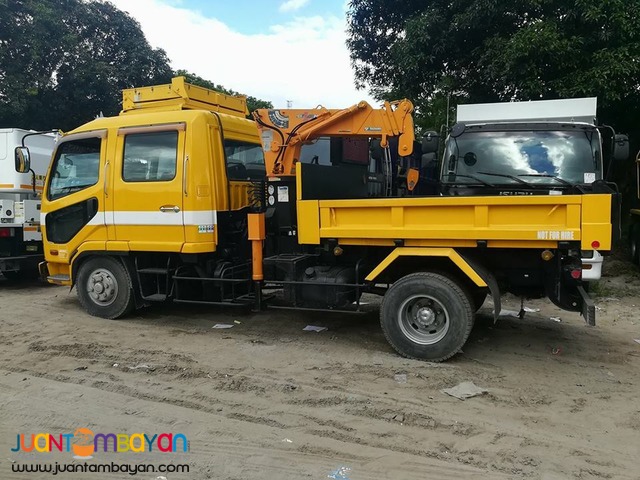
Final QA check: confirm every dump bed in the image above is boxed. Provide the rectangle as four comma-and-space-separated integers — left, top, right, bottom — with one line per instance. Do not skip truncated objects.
297, 178, 612, 252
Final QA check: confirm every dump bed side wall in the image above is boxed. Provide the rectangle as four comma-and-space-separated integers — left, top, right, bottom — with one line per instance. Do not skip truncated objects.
298, 192, 612, 251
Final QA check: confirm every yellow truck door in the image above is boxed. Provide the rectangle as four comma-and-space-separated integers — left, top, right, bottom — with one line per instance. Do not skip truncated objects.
111, 124, 186, 252
41, 130, 108, 273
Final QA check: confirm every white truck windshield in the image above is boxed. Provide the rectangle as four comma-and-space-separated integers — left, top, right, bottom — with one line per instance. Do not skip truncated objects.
443, 129, 602, 185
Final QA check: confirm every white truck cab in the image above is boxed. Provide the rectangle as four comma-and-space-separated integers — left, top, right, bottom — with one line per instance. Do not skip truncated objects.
0, 128, 56, 280
448, 98, 606, 281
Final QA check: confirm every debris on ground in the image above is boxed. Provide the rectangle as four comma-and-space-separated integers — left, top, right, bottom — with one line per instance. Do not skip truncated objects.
127, 364, 155, 372
550, 316, 562, 323
303, 325, 327, 332
442, 381, 488, 400
634, 339, 640, 345
212, 323, 234, 329
327, 466, 352, 480
394, 373, 407, 384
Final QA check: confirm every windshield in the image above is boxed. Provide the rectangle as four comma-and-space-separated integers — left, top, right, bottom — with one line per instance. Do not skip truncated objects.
442, 129, 602, 185
48, 137, 101, 201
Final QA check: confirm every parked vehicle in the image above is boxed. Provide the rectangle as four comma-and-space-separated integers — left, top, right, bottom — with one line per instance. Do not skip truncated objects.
428, 98, 626, 282
1, 128, 55, 280
16, 78, 621, 361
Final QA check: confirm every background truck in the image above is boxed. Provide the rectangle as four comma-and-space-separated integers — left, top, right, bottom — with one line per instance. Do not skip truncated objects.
418, 98, 625, 286
17, 78, 619, 361
629, 149, 640, 263
0, 128, 54, 280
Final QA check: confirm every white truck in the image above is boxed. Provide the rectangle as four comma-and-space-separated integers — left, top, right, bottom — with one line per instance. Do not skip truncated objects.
0, 128, 56, 280
423, 98, 624, 289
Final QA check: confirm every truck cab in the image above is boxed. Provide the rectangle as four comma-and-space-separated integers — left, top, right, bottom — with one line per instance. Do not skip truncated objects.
32, 77, 264, 316
433, 98, 624, 282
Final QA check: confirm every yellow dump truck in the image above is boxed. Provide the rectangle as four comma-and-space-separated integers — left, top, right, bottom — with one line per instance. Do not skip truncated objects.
14, 78, 619, 361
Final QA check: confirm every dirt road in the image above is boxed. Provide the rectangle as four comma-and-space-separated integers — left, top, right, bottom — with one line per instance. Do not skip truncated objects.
1, 260, 639, 479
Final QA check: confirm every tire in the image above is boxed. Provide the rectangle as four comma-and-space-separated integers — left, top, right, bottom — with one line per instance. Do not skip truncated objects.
76, 256, 135, 319
471, 290, 488, 312
630, 225, 640, 265
380, 272, 474, 362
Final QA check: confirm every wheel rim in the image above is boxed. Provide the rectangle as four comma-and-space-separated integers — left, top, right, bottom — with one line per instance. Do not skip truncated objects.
397, 294, 450, 345
86, 268, 119, 306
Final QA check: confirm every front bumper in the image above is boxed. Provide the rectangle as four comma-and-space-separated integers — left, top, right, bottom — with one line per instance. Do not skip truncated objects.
581, 250, 603, 281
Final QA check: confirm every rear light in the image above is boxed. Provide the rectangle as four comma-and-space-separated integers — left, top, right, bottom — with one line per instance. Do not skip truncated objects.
541, 250, 554, 261
591, 240, 600, 249
570, 269, 582, 279
0, 228, 13, 238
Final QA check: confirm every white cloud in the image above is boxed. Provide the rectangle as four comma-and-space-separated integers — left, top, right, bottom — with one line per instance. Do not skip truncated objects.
279, 0, 310, 13
108, 0, 377, 109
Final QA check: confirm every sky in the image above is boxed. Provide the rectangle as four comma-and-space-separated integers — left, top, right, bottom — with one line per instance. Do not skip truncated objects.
108, 0, 377, 109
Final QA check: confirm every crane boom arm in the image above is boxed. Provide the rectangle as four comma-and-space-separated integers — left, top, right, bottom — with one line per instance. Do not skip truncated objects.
253, 99, 414, 176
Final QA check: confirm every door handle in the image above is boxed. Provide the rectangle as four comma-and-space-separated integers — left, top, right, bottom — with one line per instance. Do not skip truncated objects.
160, 205, 180, 213
183, 155, 189, 196
103, 161, 109, 197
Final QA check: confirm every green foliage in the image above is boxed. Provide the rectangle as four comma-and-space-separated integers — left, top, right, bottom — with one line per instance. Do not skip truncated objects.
175, 70, 272, 116
0, 2, 273, 131
347, 0, 640, 131
0, 0, 173, 131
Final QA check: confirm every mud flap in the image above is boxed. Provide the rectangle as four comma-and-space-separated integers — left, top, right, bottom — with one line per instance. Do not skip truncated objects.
576, 285, 596, 326
459, 254, 501, 322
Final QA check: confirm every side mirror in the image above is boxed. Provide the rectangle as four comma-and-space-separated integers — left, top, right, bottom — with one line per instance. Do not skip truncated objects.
422, 131, 440, 154
15, 146, 31, 173
613, 134, 629, 162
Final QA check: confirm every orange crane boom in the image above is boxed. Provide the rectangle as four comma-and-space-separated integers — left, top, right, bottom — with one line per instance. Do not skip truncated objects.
253, 99, 415, 176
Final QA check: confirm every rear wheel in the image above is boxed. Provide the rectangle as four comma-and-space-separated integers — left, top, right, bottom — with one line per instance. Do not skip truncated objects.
380, 272, 474, 362
76, 256, 135, 319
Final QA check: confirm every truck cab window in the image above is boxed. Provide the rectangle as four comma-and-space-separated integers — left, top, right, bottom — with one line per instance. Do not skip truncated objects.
48, 137, 101, 201
123, 131, 178, 182
224, 140, 265, 181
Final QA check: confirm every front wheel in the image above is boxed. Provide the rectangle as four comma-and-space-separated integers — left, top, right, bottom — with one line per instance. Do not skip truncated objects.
380, 272, 474, 362
76, 256, 135, 319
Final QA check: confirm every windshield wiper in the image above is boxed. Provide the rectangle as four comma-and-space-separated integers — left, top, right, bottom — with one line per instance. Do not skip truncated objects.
517, 174, 573, 186
444, 173, 495, 187
476, 171, 536, 187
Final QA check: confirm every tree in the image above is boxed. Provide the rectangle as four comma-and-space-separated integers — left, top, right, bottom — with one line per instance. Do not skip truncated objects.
174, 70, 273, 116
347, 0, 640, 131
0, 0, 173, 131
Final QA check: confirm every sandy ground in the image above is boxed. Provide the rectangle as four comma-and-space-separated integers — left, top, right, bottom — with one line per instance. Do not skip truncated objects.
0, 258, 639, 480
